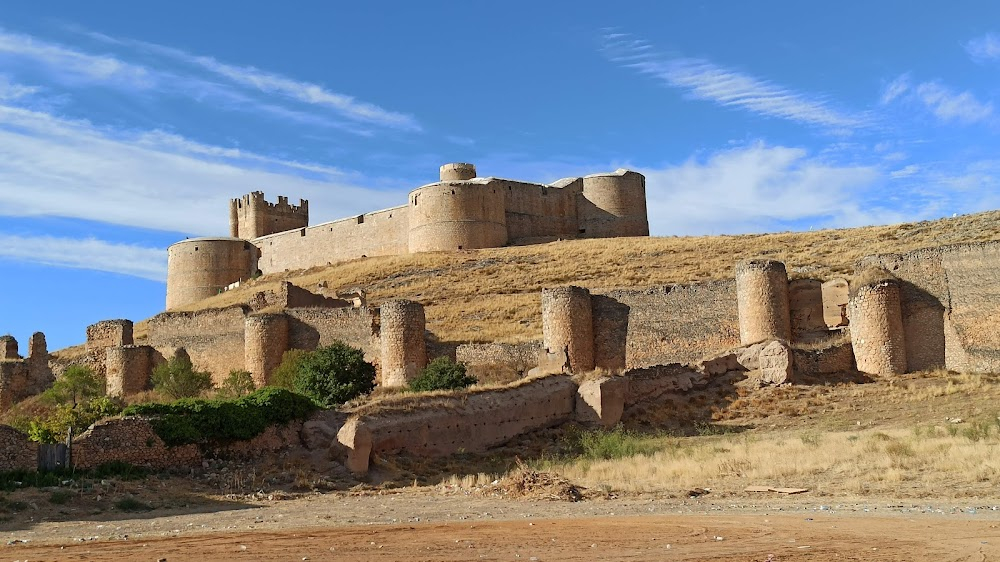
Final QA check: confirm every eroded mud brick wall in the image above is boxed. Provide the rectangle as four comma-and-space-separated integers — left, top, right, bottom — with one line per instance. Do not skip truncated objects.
378, 300, 427, 387
542, 286, 594, 373
363, 375, 577, 457
244, 314, 289, 386
848, 280, 907, 375
105, 345, 154, 397
255, 205, 410, 275
146, 307, 248, 384
594, 281, 740, 368
735, 259, 791, 345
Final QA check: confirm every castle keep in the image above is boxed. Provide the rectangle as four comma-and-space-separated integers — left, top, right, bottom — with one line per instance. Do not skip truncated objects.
166, 163, 649, 310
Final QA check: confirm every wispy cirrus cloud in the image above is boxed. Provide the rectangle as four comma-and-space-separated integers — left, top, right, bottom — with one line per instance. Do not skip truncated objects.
880, 74, 993, 125
0, 234, 166, 281
602, 33, 870, 131
966, 32, 1000, 62
0, 102, 404, 235
0, 27, 419, 133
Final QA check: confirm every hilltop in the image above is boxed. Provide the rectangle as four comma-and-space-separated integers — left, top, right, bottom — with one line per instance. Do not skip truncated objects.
163, 209, 1000, 346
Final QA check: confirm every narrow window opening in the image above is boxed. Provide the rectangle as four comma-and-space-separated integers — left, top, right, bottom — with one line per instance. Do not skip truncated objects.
578, 228, 586, 234
458, 245, 463, 250
194, 246, 199, 251
300, 228, 306, 237
357, 215, 364, 224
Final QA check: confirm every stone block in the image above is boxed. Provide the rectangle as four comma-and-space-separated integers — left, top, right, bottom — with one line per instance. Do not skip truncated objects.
758, 340, 793, 385
337, 418, 372, 474
576, 376, 627, 428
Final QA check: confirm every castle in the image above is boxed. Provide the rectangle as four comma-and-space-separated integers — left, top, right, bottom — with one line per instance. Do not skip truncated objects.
165, 163, 649, 310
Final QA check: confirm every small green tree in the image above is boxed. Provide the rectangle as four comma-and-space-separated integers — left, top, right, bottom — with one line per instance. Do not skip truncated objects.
269, 349, 308, 390
152, 354, 213, 399
219, 369, 256, 398
43, 365, 104, 407
28, 395, 123, 444
408, 357, 477, 392
293, 342, 375, 407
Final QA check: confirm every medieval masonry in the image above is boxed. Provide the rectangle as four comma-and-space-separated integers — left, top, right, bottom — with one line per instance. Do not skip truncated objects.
166, 163, 649, 310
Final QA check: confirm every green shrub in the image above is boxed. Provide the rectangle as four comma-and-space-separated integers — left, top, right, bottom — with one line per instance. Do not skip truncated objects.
219, 369, 256, 398
27, 396, 124, 444
122, 387, 316, 446
293, 342, 375, 407
575, 427, 660, 460
42, 365, 104, 407
270, 349, 308, 390
408, 357, 477, 392
152, 354, 213, 399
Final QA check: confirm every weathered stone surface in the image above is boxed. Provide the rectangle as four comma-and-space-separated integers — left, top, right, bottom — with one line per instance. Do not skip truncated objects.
735, 259, 791, 345
337, 418, 372, 474
576, 376, 627, 428
758, 340, 793, 385
527, 348, 569, 378
542, 286, 594, 373
379, 300, 427, 387
73, 417, 201, 470
849, 280, 906, 376
0, 425, 36, 471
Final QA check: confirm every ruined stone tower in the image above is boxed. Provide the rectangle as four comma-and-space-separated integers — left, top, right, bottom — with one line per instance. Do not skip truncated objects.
106, 346, 154, 397
244, 313, 289, 386
541, 286, 595, 373
379, 300, 427, 387
735, 259, 791, 345
848, 275, 906, 375
230, 191, 309, 239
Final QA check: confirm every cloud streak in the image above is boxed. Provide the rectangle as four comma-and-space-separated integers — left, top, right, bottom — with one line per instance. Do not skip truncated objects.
603, 33, 869, 131
881, 74, 993, 125
0, 234, 166, 281
966, 33, 1000, 62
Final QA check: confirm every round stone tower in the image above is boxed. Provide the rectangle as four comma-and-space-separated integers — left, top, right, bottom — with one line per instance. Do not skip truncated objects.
166, 237, 257, 311
735, 259, 791, 345
244, 313, 289, 387
379, 300, 427, 387
848, 274, 906, 375
439, 162, 477, 181
407, 163, 507, 253
541, 286, 595, 373
579, 169, 649, 238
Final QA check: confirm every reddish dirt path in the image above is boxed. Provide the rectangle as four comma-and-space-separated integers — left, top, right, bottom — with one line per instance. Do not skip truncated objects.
8, 513, 1000, 561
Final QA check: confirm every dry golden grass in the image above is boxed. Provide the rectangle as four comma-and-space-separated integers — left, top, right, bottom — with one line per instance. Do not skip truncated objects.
172, 209, 1000, 345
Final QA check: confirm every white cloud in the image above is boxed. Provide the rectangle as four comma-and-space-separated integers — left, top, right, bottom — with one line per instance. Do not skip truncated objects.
0, 75, 39, 101
603, 34, 868, 131
0, 234, 166, 281
639, 143, 893, 235
966, 33, 1000, 61
0, 103, 405, 235
880, 74, 911, 105
915, 82, 993, 124
0, 29, 152, 88
890, 164, 921, 178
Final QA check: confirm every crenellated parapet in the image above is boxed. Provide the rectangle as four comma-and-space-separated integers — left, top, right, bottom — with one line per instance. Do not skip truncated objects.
230, 191, 309, 239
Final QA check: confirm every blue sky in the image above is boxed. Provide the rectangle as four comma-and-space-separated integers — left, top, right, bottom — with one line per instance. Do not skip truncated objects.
2, 1, 999, 350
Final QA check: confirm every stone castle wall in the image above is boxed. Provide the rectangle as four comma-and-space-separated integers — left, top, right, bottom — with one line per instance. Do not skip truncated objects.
86, 320, 133, 350
502, 180, 580, 244
455, 341, 543, 383
230, 191, 309, 239
0, 426, 37, 472
166, 238, 257, 310
244, 314, 289, 386
105, 345, 155, 397
146, 306, 248, 384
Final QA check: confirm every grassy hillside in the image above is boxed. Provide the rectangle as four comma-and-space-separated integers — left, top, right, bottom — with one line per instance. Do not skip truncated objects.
172, 210, 1000, 345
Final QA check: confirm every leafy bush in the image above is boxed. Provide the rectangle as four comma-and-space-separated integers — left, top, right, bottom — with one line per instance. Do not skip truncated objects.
219, 369, 256, 398
42, 365, 104, 407
27, 396, 124, 444
122, 387, 316, 446
269, 349, 308, 390
408, 357, 477, 392
575, 427, 660, 460
293, 342, 375, 407
152, 354, 213, 399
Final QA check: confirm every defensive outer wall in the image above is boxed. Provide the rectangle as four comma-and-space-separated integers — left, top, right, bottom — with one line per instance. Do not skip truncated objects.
166, 163, 649, 310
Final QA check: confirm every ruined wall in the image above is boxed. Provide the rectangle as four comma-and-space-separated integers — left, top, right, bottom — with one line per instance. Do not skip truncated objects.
379, 300, 427, 387
541, 287, 594, 373
0, 426, 37, 472
86, 320, 133, 350
360, 375, 577, 458
255, 206, 409, 275
578, 170, 649, 238
105, 345, 155, 397
595, 281, 740, 368
793, 340, 856, 377
230, 191, 308, 239
166, 238, 257, 310
73, 417, 201, 470
408, 180, 508, 253
0, 336, 18, 360
789, 279, 827, 341
0, 333, 52, 409
286, 307, 379, 360
0, 361, 27, 410
938, 243, 1000, 372
244, 314, 289, 386
848, 280, 907, 375
735, 259, 791, 345
503, 180, 579, 244
146, 307, 248, 384
455, 341, 543, 383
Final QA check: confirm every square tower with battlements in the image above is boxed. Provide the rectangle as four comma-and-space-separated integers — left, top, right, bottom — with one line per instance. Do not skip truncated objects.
229, 191, 309, 239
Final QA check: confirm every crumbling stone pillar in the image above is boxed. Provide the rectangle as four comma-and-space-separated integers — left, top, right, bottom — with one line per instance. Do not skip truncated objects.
0, 336, 18, 361
27, 332, 45, 362
244, 313, 289, 387
86, 320, 133, 350
541, 286, 595, 373
848, 278, 906, 375
106, 346, 154, 397
379, 300, 427, 387
25, 332, 53, 395
735, 259, 791, 345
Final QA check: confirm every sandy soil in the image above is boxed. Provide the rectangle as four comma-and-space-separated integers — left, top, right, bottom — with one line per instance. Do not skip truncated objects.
4, 490, 1000, 561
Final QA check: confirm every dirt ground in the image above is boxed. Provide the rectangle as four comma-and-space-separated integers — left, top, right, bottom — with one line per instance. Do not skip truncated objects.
4, 489, 1000, 561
